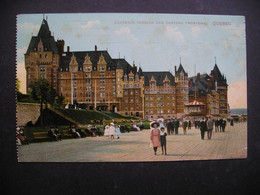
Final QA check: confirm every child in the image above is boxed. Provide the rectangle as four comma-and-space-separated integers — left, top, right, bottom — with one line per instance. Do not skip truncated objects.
115, 125, 121, 139
160, 127, 167, 155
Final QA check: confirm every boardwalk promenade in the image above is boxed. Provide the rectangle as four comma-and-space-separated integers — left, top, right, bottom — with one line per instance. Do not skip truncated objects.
18, 123, 247, 162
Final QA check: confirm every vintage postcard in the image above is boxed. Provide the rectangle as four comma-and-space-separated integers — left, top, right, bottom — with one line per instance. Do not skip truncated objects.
16, 13, 247, 162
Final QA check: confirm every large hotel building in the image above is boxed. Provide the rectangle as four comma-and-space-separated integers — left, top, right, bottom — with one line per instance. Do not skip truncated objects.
24, 19, 228, 119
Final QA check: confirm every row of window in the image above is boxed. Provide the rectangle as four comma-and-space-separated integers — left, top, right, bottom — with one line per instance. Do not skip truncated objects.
145, 96, 175, 101
145, 102, 175, 107
123, 84, 140, 88
124, 105, 139, 111
145, 109, 175, 114
124, 98, 139, 103
124, 90, 139, 95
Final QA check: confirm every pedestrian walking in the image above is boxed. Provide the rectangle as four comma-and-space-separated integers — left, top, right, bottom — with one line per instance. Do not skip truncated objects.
104, 125, 110, 137
109, 123, 116, 139
115, 125, 121, 139
207, 116, 214, 140
182, 119, 188, 135
219, 118, 223, 132
222, 119, 227, 132
200, 118, 207, 140
160, 127, 167, 155
215, 119, 219, 132
230, 119, 234, 126
188, 120, 191, 130
170, 119, 175, 134
166, 120, 171, 135
150, 121, 161, 155
174, 118, 179, 135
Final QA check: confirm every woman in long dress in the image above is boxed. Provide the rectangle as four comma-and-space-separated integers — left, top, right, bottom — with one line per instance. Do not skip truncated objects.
109, 123, 116, 139
115, 125, 121, 139
150, 121, 161, 155
104, 125, 110, 137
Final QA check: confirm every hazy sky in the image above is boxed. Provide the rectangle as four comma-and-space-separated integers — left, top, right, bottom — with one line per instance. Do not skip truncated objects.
16, 13, 247, 108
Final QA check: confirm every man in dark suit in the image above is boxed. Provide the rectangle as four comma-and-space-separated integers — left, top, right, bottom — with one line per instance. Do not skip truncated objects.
200, 118, 207, 140
174, 118, 179, 135
219, 118, 223, 132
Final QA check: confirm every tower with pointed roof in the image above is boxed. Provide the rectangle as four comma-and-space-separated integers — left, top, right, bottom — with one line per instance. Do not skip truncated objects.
25, 18, 60, 92
210, 60, 228, 116
175, 61, 189, 117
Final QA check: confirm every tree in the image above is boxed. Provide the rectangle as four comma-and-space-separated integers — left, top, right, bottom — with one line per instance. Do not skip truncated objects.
29, 78, 57, 125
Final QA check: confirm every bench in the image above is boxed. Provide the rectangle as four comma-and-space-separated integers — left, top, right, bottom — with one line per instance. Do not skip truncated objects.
62, 130, 72, 138
33, 132, 49, 141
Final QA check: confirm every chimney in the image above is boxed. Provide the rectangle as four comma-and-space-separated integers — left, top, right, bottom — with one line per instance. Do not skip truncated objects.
189, 79, 193, 88
67, 46, 70, 53
175, 66, 177, 75
197, 73, 200, 81
95, 45, 97, 51
207, 78, 211, 90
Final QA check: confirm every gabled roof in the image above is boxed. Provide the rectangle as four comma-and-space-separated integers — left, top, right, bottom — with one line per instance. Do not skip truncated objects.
211, 64, 227, 86
59, 50, 115, 71
176, 64, 188, 76
143, 71, 176, 86
25, 19, 58, 54
188, 74, 210, 96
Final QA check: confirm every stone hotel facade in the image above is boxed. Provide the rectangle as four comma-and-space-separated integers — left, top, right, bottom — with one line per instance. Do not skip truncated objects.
24, 19, 228, 119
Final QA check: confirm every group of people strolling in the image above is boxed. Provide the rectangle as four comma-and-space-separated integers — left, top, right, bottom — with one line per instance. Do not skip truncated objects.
104, 123, 121, 139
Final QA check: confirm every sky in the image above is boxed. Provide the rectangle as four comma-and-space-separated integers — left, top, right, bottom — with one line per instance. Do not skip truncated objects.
16, 13, 247, 109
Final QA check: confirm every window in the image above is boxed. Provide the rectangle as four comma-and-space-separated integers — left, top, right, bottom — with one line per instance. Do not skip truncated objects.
130, 91, 133, 95
136, 98, 139, 103
27, 67, 31, 72
40, 67, 45, 72
40, 74, 46, 78
99, 73, 105, 77
150, 96, 153, 100
124, 91, 128, 95
99, 86, 105, 90
73, 93, 77, 98
45, 54, 47, 58
113, 79, 115, 83
74, 80, 77, 84
136, 106, 139, 110
130, 98, 133, 103
125, 106, 128, 110
125, 98, 128, 103
150, 103, 153, 107
112, 73, 115, 76
99, 66, 105, 71
146, 103, 149, 107
74, 87, 77, 91
86, 79, 91, 84
145, 96, 148, 100
85, 73, 90, 78
100, 93, 105, 97
61, 87, 63, 92
86, 92, 91, 97
73, 74, 77, 78
136, 90, 139, 95
28, 75, 30, 79
86, 87, 91, 91
100, 80, 105, 84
